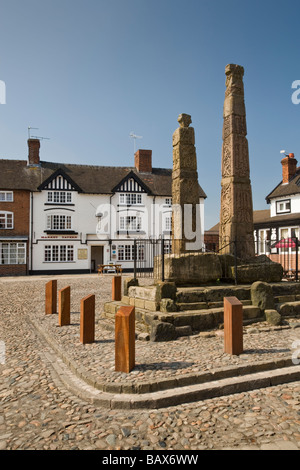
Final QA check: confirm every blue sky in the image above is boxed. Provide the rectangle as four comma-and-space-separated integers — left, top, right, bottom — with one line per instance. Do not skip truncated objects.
0, 0, 300, 229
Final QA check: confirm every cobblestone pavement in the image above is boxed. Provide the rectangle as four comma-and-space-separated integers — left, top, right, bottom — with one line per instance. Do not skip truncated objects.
1, 274, 300, 451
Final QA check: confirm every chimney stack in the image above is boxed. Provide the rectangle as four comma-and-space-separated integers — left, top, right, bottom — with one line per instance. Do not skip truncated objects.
281, 153, 297, 184
28, 138, 40, 166
134, 149, 152, 173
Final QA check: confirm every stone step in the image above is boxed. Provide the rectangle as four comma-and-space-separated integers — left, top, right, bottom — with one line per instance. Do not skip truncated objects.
177, 299, 253, 311
176, 286, 252, 304
177, 302, 209, 311
276, 300, 300, 317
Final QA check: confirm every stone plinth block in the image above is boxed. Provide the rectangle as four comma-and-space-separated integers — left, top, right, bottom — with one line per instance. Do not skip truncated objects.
154, 253, 222, 286
80, 294, 95, 344
112, 276, 122, 301
224, 296, 243, 356
45, 280, 57, 315
115, 306, 135, 373
58, 286, 70, 326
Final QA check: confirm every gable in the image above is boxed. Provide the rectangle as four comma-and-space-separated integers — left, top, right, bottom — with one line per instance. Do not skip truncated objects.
112, 171, 151, 194
38, 169, 82, 192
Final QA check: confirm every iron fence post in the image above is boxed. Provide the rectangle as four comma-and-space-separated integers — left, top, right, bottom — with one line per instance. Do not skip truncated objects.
133, 239, 137, 280
296, 237, 299, 281
161, 236, 165, 282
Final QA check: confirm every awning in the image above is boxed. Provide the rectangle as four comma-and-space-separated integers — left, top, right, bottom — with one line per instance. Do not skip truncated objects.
273, 238, 297, 248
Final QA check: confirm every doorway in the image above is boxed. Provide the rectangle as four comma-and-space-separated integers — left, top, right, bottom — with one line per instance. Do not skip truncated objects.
91, 246, 104, 272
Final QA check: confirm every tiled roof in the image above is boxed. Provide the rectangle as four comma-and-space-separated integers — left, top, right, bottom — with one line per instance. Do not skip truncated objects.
206, 209, 300, 232
266, 168, 300, 202
0, 159, 207, 198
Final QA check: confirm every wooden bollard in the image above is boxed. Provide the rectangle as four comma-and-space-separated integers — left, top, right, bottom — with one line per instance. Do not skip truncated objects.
80, 294, 95, 344
115, 306, 135, 373
58, 286, 70, 326
45, 280, 57, 314
224, 296, 243, 355
112, 276, 122, 301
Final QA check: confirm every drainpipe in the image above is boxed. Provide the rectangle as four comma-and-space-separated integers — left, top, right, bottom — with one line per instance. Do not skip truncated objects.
30, 192, 33, 275
152, 196, 156, 238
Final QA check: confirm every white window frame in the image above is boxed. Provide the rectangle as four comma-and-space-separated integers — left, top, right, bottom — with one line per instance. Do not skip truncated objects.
278, 226, 300, 253
257, 229, 270, 255
276, 199, 291, 214
0, 242, 26, 265
0, 191, 13, 202
46, 214, 72, 231
165, 216, 172, 232
117, 244, 144, 261
119, 215, 142, 231
47, 191, 72, 204
44, 245, 74, 262
0, 211, 13, 229
119, 193, 142, 205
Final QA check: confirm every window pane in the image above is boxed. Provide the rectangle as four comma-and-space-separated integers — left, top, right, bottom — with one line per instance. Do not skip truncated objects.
1, 244, 9, 264
52, 246, 59, 261
125, 245, 131, 260
60, 245, 66, 261
45, 246, 51, 262
0, 214, 5, 228
7, 214, 13, 228
118, 245, 124, 261
66, 216, 71, 229
67, 245, 74, 261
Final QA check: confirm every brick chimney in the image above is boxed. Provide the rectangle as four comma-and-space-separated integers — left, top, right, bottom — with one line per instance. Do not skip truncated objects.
134, 149, 152, 173
281, 153, 297, 184
27, 138, 40, 166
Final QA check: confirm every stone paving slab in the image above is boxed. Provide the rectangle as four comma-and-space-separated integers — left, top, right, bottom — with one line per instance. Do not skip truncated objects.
1, 274, 300, 450
2, 274, 300, 409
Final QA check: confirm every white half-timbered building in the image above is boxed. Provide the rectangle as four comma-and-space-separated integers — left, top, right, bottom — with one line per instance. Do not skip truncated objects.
0, 140, 206, 275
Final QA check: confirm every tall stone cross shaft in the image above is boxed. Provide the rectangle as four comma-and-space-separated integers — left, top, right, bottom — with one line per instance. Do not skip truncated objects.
172, 113, 200, 254
219, 64, 255, 260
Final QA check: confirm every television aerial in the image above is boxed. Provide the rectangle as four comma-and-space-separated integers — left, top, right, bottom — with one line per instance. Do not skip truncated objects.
129, 132, 143, 154
28, 126, 50, 141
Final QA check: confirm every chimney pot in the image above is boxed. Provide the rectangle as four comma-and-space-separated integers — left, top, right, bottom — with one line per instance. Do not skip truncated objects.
27, 139, 40, 166
134, 149, 152, 173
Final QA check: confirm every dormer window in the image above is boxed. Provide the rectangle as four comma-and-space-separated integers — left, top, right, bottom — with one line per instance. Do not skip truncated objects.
276, 199, 291, 214
119, 193, 142, 205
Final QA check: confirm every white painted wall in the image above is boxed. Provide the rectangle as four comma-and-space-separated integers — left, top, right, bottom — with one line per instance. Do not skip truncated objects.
31, 188, 206, 272
270, 193, 300, 217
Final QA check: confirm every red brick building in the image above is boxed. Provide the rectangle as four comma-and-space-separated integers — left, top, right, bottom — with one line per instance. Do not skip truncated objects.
0, 188, 30, 276
0, 140, 40, 276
